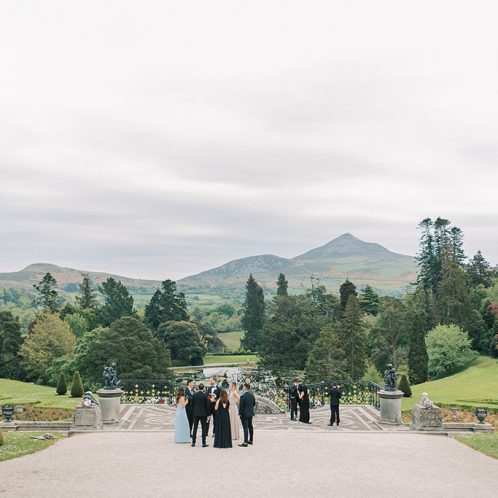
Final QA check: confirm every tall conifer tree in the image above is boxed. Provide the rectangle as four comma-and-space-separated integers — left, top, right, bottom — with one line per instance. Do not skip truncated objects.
276, 273, 289, 297
241, 274, 265, 351
76, 273, 98, 309
339, 279, 357, 315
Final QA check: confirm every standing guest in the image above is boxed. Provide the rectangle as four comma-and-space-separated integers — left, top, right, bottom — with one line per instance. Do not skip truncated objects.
328, 382, 341, 427
185, 379, 195, 434
298, 384, 311, 424
174, 388, 191, 444
228, 381, 240, 441
289, 379, 300, 421
206, 377, 221, 437
214, 389, 232, 448
238, 383, 256, 447
191, 383, 210, 448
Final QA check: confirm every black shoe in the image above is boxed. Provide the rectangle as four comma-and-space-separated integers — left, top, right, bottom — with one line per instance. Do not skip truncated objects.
238, 443, 248, 447
291, 417, 296, 421
202, 444, 209, 448
328, 423, 333, 427
191, 443, 195, 447
248, 441, 253, 445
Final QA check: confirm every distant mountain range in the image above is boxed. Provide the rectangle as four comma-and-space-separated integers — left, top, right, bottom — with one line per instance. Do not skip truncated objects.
0, 234, 417, 300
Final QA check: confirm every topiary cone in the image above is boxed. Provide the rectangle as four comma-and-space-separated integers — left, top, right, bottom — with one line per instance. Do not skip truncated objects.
398, 374, 412, 397
56, 373, 67, 395
70, 371, 84, 398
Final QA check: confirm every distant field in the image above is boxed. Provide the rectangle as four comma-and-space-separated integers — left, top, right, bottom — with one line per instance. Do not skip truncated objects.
204, 354, 258, 365
401, 356, 498, 411
218, 330, 244, 351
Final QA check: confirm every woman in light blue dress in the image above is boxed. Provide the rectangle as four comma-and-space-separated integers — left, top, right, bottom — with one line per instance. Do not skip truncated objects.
175, 388, 191, 443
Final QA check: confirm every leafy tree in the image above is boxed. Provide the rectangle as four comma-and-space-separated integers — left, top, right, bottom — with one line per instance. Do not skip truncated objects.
406, 292, 429, 384
360, 285, 379, 316
33, 272, 60, 312
144, 289, 162, 330
0, 311, 23, 379
71, 371, 84, 397
466, 251, 493, 288
398, 374, 412, 397
492, 321, 498, 358
63, 312, 89, 339
156, 321, 206, 365
19, 312, 76, 384
259, 295, 325, 373
76, 273, 99, 309
307, 279, 340, 321
339, 279, 357, 315
56, 372, 67, 395
426, 324, 476, 378
241, 275, 265, 351
196, 322, 226, 353
276, 273, 288, 297
336, 295, 367, 379
305, 325, 348, 382
73, 317, 172, 386
144, 281, 189, 331
98, 278, 135, 326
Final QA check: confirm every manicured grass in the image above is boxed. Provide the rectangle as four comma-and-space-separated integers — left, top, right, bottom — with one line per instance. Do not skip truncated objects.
218, 330, 244, 351
0, 432, 62, 462
204, 354, 258, 365
0, 378, 82, 410
454, 434, 498, 459
401, 357, 498, 411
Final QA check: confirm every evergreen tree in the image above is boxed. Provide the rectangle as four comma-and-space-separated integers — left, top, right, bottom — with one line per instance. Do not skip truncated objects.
70, 371, 84, 397
33, 272, 60, 312
416, 218, 436, 292
406, 292, 429, 384
156, 321, 206, 365
398, 375, 412, 397
144, 289, 162, 330
466, 251, 493, 288
276, 273, 289, 297
360, 285, 380, 316
76, 273, 99, 309
56, 372, 67, 395
339, 279, 357, 315
157, 280, 189, 324
336, 295, 367, 379
98, 278, 135, 326
0, 311, 23, 379
307, 279, 340, 321
241, 275, 265, 351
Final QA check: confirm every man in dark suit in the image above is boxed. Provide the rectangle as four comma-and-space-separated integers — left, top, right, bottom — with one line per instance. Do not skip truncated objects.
289, 379, 300, 421
238, 383, 256, 447
328, 382, 341, 427
205, 377, 221, 437
191, 383, 210, 447
185, 379, 195, 434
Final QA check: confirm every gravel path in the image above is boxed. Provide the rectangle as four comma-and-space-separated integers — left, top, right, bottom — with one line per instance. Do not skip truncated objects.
1, 432, 497, 497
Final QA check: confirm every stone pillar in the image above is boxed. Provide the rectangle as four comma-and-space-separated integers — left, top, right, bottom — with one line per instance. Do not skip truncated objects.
378, 390, 404, 425
71, 405, 103, 431
96, 389, 123, 424
411, 404, 443, 431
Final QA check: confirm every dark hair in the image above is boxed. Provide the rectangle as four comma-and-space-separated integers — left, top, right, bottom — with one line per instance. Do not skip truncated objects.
176, 387, 185, 404
293, 378, 300, 383
211, 377, 217, 382
187, 379, 193, 385
220, 389, 229, 405
332, 382, 337, 387
198, 383, 205, 391
244, 383, 250, 390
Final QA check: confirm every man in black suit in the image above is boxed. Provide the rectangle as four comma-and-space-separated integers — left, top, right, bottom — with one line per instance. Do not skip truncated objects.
185, 379, 195, 434
238, 383, 256, 447
205, 377, 221, 437
328, 382, 341, 427
191, 383, 210, 447
289, 379, 300, 421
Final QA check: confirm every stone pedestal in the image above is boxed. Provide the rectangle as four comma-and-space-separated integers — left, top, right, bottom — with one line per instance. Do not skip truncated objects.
411, 403, 443, 431
379, 390, 404, 425
72, 405, 103, 430
96, 389, 123, 424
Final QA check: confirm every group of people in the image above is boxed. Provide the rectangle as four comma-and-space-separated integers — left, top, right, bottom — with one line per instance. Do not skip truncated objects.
175, 377, 256, 448
290, 379, 342, 427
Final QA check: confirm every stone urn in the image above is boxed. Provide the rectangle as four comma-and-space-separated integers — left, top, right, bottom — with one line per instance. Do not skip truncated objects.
474, 408, 487, 424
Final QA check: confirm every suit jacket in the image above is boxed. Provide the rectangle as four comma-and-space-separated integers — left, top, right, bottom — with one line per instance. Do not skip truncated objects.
185, 387, 195, 413
239, 391, 256, 418
290, 385, 298, 399
329, 387, 341, 406
206, 385, 221, 402
191, 391, 210, 417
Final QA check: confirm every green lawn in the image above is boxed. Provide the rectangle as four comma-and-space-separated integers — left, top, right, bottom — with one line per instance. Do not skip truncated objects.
454, 434, 498, 459
402, 357, 498, 411
0, 432, 62, 462
218, 330, 244, 351
0, 379, 82, 410
204, 354, 258, 365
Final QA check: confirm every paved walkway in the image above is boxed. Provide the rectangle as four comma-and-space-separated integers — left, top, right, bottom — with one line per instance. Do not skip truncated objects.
1, 431, 497, 497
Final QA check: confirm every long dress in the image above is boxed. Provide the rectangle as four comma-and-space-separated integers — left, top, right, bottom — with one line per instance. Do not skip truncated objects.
299, 387, 310, 424
214, 402, 232, 448
175, 403, 191, 443
228, 392, 240, 440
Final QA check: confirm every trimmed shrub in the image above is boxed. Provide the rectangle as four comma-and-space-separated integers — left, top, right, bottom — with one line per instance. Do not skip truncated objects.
398, 374, 412, 397
70, 371, 84, 398
0, 432, 3, 446
56, 373, 67, 395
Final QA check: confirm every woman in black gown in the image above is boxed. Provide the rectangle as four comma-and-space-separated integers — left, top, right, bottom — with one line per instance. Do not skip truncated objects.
214, 389, 232, 448
298, 384, 311, 424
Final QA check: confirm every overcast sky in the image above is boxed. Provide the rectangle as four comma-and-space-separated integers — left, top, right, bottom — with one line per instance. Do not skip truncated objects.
1, 1, 497, 280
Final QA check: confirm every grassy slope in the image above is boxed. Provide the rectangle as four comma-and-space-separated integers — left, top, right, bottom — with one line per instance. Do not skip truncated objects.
0, 379, 81, 409
402, 356, 498, 411
204, 354, 258, 365
454, 434, 498, 459
218, 330, 244, 351
0, 432, 62, 462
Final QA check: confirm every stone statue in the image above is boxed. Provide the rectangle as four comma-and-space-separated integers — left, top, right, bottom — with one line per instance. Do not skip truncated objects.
103, 362, 120, 390
383, 364, 397, 392
420, 392, 434, 409
82, 391, 99, 407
